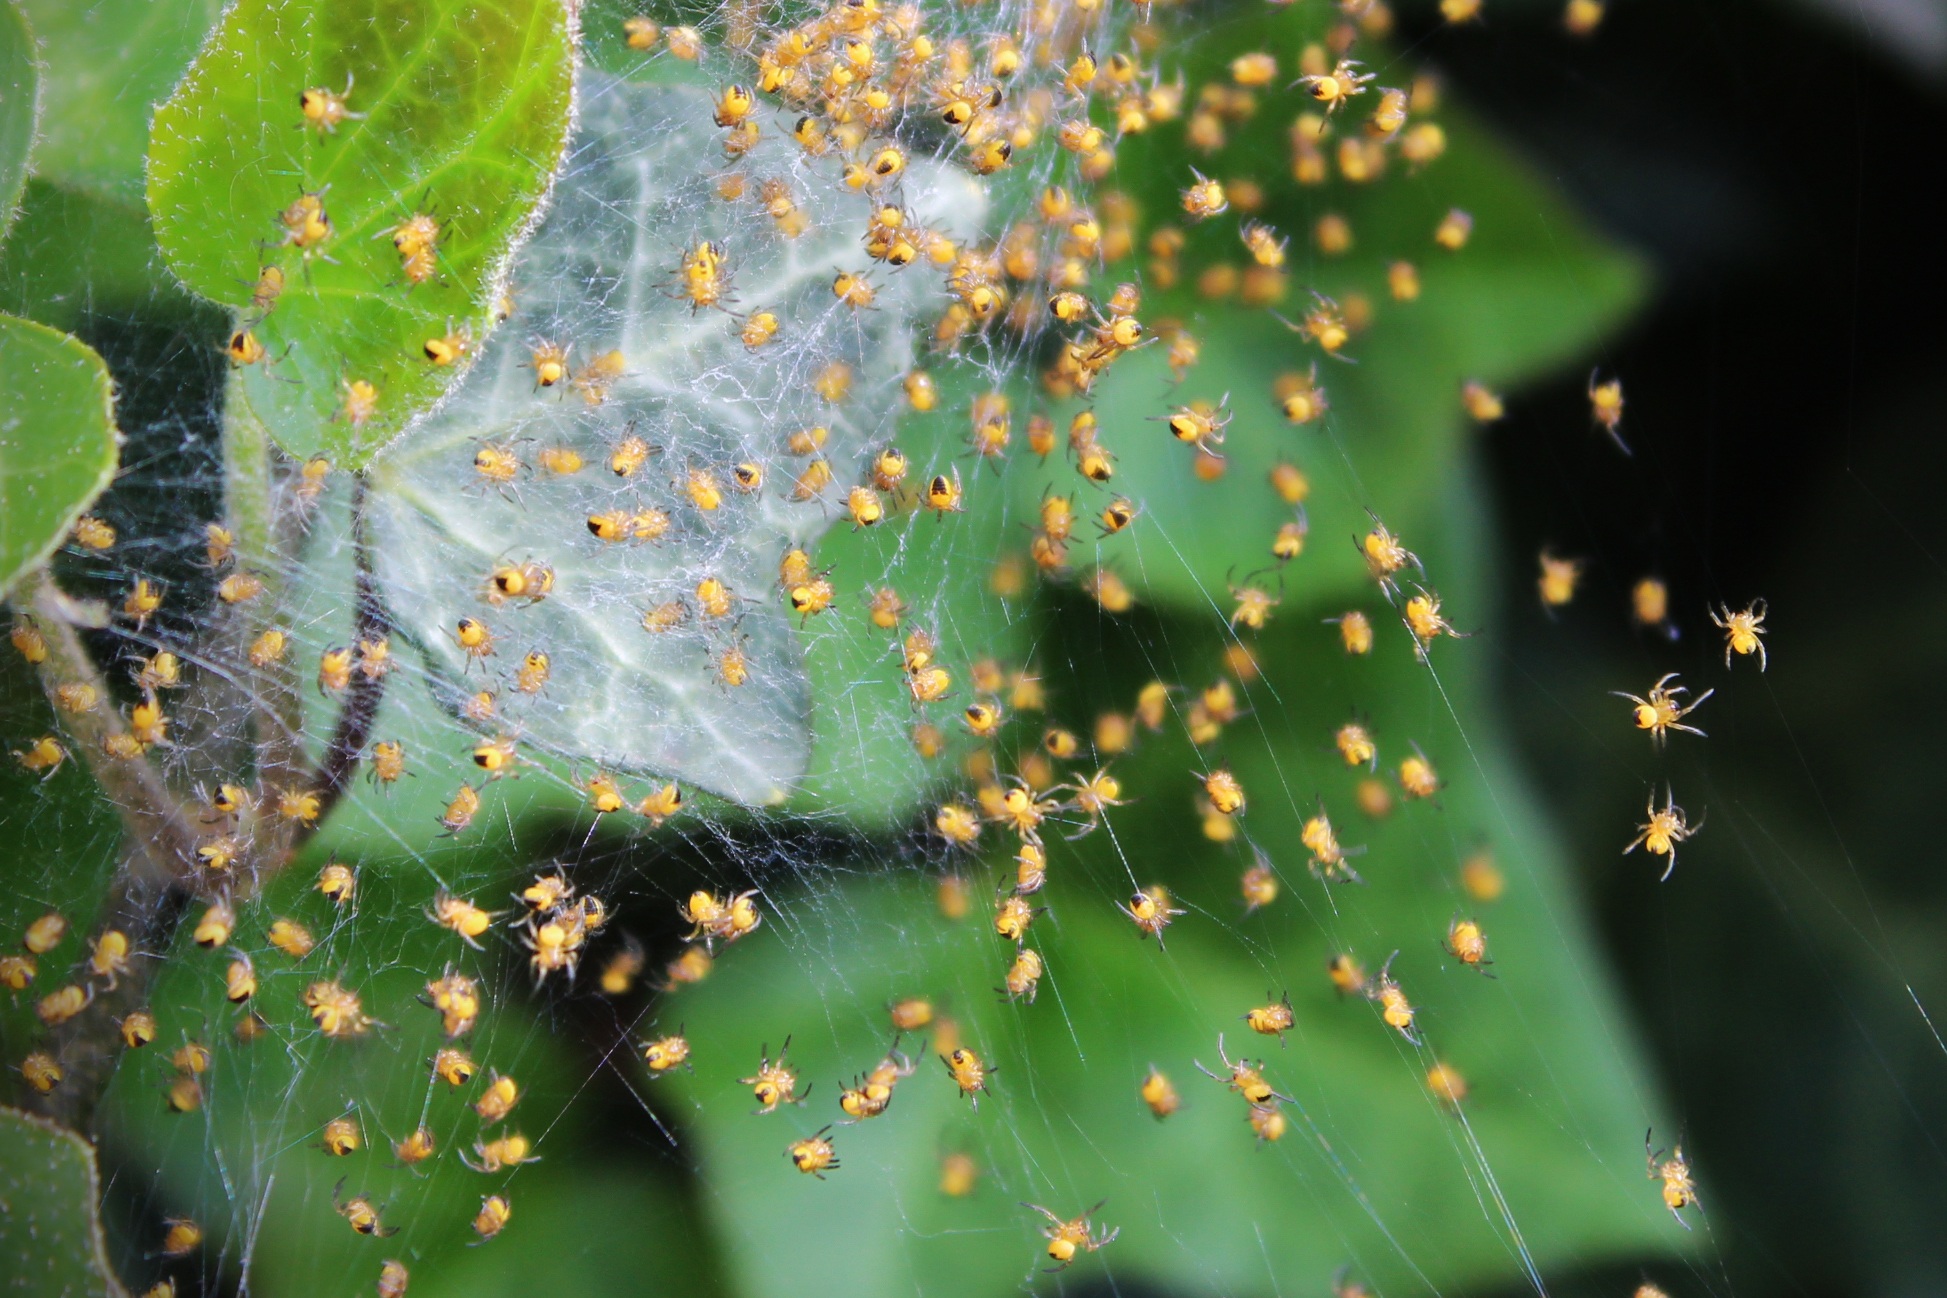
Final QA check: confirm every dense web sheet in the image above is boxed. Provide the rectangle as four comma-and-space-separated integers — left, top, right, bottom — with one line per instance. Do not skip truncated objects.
369, 72, 987, 803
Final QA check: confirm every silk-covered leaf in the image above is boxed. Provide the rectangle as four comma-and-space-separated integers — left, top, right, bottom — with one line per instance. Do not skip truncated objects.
367, 72, 988, 806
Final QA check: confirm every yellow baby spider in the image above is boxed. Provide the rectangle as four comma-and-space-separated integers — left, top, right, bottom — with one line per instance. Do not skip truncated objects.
1613, 673, 1712, 746
741, 1038, 806, 1112
786, 1127, 840, 1178
1709, 599, 1768, 670
1023, 1201, 1118, 1271
1195, 1033, 1287, 1107
1646, 1128, 1698, 1227
1625, 787, 1702, 881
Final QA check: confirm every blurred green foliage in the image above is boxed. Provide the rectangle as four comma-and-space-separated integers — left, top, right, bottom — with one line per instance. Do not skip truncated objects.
1076, 5, 1642, 615
0, 182, 187, 333
1, 0, 130, 598
13, 0, 224, 200
663, 513, 1682, 1295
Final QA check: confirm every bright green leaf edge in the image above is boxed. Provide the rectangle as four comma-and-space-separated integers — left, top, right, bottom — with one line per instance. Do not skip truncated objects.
0, 1107, 128, 1298
0, 0, 39, 240
0, 313, 119, 597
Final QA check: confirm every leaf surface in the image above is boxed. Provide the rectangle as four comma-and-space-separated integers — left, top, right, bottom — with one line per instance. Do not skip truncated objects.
0, 1107, 126, 1298
146, 0, 576, 465
0, 313, 118, 596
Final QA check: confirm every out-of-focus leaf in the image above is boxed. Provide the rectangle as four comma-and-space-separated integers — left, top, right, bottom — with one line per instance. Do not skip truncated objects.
14, 0, 221, 199
0, 181, 193, 332
1072, 4, 1645, 612
0, 1107, 126, 1297
381, 1164, 725, 1298
145, 0, 576, 466
0, 314, 119, 597
0, 0, 37, 240
369, 73, 989, 807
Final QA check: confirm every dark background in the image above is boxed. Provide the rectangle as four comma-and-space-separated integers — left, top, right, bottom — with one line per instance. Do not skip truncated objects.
1403, 0, 1947, 1293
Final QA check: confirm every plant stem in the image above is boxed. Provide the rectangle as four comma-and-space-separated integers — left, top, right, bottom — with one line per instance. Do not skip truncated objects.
220, 370, 275, 566
219, 380, 306, 788
39, 853, 189, 1132
304, 474, 386, 832
20, 571, 202, 889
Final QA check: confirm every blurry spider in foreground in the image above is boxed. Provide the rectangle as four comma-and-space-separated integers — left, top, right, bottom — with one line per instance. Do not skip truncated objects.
1357, 513, 1421, 593
1333, 1266, 1377, 1298
1612, 672, 1713, 746
1624, 787, 1702, 881
1023, 1201, 1119, 1271
1588, 371, 1628, 452
1646, 1129, 1698, 1228
1054, 767, 1129, 837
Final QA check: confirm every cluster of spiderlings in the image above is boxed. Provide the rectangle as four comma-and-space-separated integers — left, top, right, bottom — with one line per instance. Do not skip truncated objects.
352, 22, 1106, 805
29, 0, 1502, 847
3, 911, 129, 1095
4, 3, 1465, 1260
0, 0, 1764, 1278
223, 72, 449, 431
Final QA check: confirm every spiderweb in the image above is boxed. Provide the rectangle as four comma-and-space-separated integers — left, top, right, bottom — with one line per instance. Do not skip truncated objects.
5, 2, 1891, 1297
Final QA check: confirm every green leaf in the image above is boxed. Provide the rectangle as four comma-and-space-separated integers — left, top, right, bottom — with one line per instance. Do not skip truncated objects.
0, 0, 38, 240
0, 1107, 126, 1298
0, 180, 199, 332
367, 72, 990, 806
145, 0, 577, 467
657, 481, 1685, 1297
13, 0, 222, 199
1075, 6, 1645, 612
0, 313, 118, 597
363, 1165, 724, 1298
